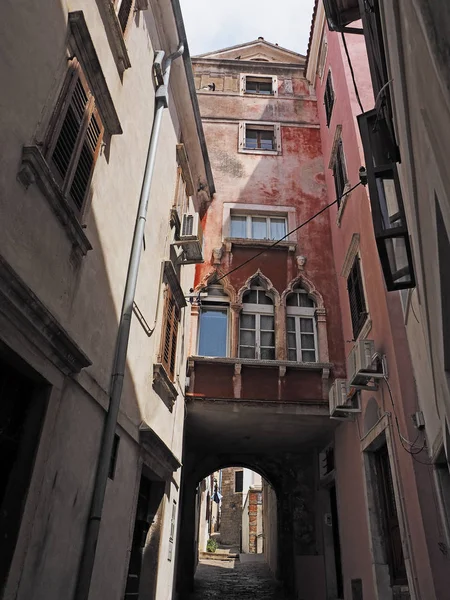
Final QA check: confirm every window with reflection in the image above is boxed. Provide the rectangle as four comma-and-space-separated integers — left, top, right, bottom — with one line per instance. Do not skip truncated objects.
286, 288, 317, 362
239, 284, 275, 360
198, 284, 229, 357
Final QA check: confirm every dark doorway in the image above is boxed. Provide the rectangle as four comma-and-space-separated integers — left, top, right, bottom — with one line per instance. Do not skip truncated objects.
375, 444, 407, 585
124, 475, 165, 600
0, 352, 48, 592
329, 484, 344, 598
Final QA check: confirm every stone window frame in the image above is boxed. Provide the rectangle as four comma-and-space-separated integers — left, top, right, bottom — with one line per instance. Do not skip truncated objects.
341, 234, 372, 341
360, 414, 417, 599
17, 11, 122, 258
281, 275, 329, 363
240, 73, 278, 97
238, 121, 282, 156
328, 125, 352, 226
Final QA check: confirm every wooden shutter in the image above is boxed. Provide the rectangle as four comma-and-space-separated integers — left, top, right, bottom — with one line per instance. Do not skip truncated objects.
161, 288, 180, 380
47, 60, 104, 214
333, 140, 347, 205
324, 71, 335, 126
347, 257, 367, 338
118, 0, 133, 32
69, 107, 103, 211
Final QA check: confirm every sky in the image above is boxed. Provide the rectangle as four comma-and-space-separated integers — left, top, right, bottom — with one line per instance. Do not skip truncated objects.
179, 0, 316, 57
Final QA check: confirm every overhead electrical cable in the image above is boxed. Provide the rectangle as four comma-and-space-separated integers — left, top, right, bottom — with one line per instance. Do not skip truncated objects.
341, 32, 365, 114
214, 180, 363, 284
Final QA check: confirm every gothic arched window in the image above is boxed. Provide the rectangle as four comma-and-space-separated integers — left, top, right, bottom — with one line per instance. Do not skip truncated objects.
198, 284, 229, 357
286, 288, 317, 362
239, 285, 275, 360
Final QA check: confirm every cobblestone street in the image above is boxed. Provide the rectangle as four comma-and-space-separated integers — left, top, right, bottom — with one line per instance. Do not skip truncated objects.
190, 555, 291, 600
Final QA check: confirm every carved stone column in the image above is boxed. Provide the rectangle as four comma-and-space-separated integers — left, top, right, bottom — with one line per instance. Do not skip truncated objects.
276, 301, 287, 361
315, 307, 329, 363
230, 303, 242, 358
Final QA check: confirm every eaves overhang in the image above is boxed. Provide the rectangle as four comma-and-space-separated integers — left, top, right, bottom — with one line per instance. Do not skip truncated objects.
170, 0, 215, 195
322, 0, 360, 32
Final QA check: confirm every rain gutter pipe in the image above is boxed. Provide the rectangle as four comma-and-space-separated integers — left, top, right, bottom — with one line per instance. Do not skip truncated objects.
74, 42, 185, 600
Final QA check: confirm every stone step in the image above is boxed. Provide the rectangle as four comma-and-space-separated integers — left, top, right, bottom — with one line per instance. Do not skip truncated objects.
199, 551, 239, 561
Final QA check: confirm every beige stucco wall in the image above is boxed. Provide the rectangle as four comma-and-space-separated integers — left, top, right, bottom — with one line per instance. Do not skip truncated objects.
0, 1, 208, 599
379, 1, 450, 456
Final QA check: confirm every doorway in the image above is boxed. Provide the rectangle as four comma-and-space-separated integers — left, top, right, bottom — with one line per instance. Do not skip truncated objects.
0, 352, 48, 592
329, 484, 344, 598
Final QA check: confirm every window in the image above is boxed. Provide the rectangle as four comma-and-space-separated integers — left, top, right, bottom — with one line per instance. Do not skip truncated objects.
358, 109, 414, 290
115, 0, 134, 33
318, 35, 328, 80
160, 287, 180, 380
245, 76, 273, 95
347, 256, 368, 338
239, 122, 281, 154
324, 70, 335, 127
239, 285, 275, 360
230, 214, 287, 240
286, 288, 317, 362
240, 74, 277, 96
45, 58, 104, 214
245, 125, 274, 150
198, 284, 229, 357
235, 471, 244, 493
108, 434, 120, 480
332, 139, 348, 205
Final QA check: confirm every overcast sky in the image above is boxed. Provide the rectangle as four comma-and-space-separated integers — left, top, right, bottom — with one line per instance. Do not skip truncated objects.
179, 0, 316, 57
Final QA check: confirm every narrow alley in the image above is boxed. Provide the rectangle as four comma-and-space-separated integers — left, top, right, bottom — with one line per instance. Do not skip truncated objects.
190, 556, 290, 600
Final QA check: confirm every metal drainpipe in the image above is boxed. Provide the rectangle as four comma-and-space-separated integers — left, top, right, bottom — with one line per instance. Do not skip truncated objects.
73, 43, 185, 600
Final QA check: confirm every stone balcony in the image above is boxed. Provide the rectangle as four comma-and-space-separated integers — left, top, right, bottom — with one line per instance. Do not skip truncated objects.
186, 356, 333, 403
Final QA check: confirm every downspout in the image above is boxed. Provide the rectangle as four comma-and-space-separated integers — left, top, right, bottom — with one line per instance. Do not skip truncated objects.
74, 42, 185, 600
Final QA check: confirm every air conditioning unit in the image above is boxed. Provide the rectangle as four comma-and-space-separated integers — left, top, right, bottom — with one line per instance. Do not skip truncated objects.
329, 378, 361, 420
347, 339, 383, 389
176, 213, 204, 263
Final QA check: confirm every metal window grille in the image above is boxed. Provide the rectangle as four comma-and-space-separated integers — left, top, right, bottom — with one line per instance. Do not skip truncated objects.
347, 257, 367, 338
324, 70, 335, 127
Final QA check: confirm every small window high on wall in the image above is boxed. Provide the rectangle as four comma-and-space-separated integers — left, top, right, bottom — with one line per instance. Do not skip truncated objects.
230, 213, 287, 240
198, 284, 229, 357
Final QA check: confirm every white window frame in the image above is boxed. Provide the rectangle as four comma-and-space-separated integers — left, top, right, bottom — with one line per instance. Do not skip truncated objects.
238, 121, 281, 155
240, 74, 278, 97
239, 288, 275, 360
230, 213, 287, 241
286, 291, 318, 363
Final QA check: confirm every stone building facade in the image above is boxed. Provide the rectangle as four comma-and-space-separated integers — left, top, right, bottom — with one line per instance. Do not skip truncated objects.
0, 1, 212, 599
217, 467, 243, 546
306, 3, 450, 599
176, 38, 348, 599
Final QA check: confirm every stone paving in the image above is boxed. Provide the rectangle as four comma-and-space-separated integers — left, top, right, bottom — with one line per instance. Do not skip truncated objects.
189, 555, 291, 600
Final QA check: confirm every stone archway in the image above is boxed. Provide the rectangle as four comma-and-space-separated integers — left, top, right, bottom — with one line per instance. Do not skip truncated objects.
175, 450, 320, 599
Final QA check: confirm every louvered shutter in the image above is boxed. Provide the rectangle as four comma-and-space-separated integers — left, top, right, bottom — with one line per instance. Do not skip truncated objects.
161, 288, 180, 380
118, 0, 133, 32
50, 75, 88, 186
69, 108, 103, 211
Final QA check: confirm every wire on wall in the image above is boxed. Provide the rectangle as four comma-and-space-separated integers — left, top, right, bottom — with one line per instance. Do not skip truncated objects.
341, 32, 365, 114
213, 180, 363, 285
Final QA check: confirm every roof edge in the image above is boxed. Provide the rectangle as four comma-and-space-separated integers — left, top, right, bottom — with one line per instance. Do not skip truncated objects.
171, 0, 215, 195
194, 38, 305, 61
